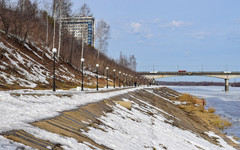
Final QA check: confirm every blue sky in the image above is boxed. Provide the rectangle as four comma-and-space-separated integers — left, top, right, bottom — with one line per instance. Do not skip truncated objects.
72, 0, 240, 81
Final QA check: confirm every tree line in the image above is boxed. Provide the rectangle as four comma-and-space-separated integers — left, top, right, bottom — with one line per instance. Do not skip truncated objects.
156, 81, 240, 87
0, 0, 142, 83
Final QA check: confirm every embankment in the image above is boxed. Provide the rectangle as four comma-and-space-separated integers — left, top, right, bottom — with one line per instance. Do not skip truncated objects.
1, 87, 239, 149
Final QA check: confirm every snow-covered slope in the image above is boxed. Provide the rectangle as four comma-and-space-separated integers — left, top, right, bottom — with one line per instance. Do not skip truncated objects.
0, 36, 101, 90
0, 87, 237, 150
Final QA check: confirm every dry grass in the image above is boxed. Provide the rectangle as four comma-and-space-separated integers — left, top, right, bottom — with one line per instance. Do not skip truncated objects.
176, 94, 232, 131
173, 93, 197, 104
208, 107, 216, 113
233, 136, 240, 141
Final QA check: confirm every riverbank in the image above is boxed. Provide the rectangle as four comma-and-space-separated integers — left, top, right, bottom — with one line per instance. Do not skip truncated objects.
170, 86, 240, 145
157, 81, 240, 87
0, 87, 238, 149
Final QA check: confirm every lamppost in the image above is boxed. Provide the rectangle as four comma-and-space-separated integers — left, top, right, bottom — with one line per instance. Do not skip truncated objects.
126, 74, 128, 87
96, 64, 99, 91
132, 76, 134, 86
81, 58, 84, 91
135, 77, 137, 87
131, 76, 133, 86
122, 73, 125, 87
113, 69, 116, 88
139, 77, 141, 86
129, 75, 131, 86
119, 71, 121, 88
106, 67, 109, 88
52, 48, 57, 92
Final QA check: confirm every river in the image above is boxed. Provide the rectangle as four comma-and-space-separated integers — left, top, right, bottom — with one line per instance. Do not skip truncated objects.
168, 86, 240, 143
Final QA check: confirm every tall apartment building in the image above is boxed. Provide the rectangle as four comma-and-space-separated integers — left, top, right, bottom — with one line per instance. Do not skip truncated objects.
61, 15, 95, 47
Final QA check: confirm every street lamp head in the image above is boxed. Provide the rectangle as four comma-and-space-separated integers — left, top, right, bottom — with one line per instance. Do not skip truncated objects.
81, 58, 85, 62
113, 69, 116, 72
52, 48, 57, 53
119, 71, 121, 74
96, 64, 99, 67
106, 67, 109, 70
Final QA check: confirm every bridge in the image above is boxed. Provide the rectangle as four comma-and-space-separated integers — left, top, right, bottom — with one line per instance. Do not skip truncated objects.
138, 71, 240, 91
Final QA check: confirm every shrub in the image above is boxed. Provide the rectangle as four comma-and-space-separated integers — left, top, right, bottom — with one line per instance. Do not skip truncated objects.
211, 117, 232, 130
175, 93, 196, 105
208, 107, 215, 113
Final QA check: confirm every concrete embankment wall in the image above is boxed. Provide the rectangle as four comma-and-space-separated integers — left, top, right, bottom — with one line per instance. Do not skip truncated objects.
2, 87, 239, 149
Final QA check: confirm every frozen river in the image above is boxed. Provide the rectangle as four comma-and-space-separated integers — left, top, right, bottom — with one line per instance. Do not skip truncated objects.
168, 86, 240, 142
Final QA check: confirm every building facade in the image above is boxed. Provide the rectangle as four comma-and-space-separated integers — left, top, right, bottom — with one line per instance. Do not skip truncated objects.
61, 15, 95, 46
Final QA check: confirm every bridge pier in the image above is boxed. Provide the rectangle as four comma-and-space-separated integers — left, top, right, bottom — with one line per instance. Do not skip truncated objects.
225, 79, 229, 92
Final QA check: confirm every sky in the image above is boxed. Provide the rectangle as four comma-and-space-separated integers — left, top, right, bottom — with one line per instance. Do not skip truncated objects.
71, 0, 239, 68
39, 0, 240, 81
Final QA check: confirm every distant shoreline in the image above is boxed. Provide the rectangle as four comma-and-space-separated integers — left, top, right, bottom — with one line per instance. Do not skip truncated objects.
156, 81, 240, 87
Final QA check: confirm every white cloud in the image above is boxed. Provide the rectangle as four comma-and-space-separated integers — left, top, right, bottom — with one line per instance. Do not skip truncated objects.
130, 22, 142, 33
160, 20, 193, 29
236, 19, 240, 24
144, 33, 154, 39
137, 40, 144, 44
184, 51, 190, 56
129, 21, 154, 41
192, 32, 210, 40
170, 20, 192, 27
153, 18, 161, 23
228, 32, 240, 43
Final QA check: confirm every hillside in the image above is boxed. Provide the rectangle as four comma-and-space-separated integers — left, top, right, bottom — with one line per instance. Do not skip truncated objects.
0, 32, 125, 91
0, 87, 239, 149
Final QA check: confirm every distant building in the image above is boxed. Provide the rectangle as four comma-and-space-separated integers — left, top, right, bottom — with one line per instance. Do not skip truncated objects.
61, 15, 95, 46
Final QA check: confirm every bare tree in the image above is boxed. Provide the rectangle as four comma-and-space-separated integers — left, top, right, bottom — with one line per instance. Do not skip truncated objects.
57, 0, 72, 57
52, 0, 57, 48
57, 0, 62, 58
0, 0, 12, 35
52, 0, 72, 18
129, 55, 137, 71
43, 0, 51, 46
22, 0, 38, 42
95, 19, 110, 55
118, 52, 137, 71
79, 3, 92, 17
50, 0, 72, 57
0, 0, 8, 35
61, 0, 72, 17
51, 0, 56, 17
10, 0, 38, 43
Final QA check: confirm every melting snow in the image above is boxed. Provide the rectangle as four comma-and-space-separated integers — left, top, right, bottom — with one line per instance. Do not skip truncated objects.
0, 87, 236, 149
